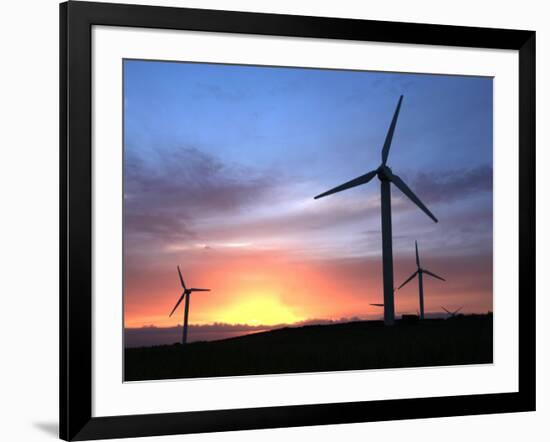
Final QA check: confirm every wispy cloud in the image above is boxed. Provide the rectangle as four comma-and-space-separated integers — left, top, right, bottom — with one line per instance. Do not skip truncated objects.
125, 146, 281, 249
407, 165, 492, 205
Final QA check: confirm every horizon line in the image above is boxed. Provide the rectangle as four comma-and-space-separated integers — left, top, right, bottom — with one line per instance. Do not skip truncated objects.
125, 311, 493, 330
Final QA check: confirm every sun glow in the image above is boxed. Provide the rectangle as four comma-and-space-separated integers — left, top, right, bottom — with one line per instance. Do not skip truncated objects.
216, 293, 302, 326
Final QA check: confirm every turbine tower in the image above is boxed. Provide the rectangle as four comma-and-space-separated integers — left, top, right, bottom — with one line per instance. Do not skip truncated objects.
169, 266, 210, 345
314, 95, 437, 325
397, 241, 445, 320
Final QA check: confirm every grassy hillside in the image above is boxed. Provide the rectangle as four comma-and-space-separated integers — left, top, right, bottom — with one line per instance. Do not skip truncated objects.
125, 315, 492, 381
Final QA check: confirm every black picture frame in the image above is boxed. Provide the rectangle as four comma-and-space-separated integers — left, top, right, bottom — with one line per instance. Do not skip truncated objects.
60, 1, 536, 440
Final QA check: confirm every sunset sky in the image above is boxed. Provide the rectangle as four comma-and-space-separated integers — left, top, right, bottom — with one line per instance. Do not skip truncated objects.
123, 60, 493, 338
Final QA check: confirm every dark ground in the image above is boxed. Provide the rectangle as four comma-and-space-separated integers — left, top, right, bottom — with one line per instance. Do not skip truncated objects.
125, 314, 492, 381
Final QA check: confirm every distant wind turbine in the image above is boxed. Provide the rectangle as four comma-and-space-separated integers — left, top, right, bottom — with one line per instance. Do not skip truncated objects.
397, 241, 445, 320
441, 306, 463, 318
169, 266, 210, 345
314, 95, 437, 325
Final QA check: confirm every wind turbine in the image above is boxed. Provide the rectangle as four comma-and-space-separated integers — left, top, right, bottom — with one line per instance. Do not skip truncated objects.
169, 266, 210, 345
314, 95, 437, 325
397, 241, 445, 320
441, 306, 463, 318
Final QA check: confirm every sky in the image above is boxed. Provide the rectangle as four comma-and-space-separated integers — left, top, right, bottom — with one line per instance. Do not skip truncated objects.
123, 59, 493, 343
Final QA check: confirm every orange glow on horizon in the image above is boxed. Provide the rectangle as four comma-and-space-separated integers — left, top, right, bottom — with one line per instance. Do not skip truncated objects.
212, 292, 302, 326
124, 247, 492, 329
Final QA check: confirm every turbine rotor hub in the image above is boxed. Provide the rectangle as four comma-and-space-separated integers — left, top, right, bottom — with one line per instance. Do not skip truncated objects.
377, 165, 393, 181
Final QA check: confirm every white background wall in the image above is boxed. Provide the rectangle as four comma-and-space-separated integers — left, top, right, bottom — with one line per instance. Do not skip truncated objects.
0, 0, 546, 441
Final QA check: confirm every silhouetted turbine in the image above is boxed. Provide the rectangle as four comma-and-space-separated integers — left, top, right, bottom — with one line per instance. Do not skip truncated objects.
397, 241, 445, 320
314, 96, 437, 326
441, 306, 463, 318
169, 266, 210, 345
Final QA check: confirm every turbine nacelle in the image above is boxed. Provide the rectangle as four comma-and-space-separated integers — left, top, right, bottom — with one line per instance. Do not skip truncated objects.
183, 287, 210, 296
376, 165, 393, 181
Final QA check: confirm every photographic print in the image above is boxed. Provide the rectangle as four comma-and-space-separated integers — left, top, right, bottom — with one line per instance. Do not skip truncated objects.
123, 60, 493, 382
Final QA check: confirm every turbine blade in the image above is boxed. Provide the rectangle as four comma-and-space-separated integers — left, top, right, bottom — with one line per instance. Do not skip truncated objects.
390, 173, 438, 223
397, 270, 418, 289
423, 269, 445, 281
169, 292, 186, 317
381, 95, 404, 165
453, 306, 463, 315
190, 288, 210, 292
415, 240, 420, 268
441, 306, 452, 314
314, 170, 377, 199
370, 303, 384, 307
177, 266, 187, 290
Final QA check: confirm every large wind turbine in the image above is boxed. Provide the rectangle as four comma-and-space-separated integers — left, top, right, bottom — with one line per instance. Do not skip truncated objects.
169, 266, 210, 345
397, 241, 445, 320
314, 95, 437, 325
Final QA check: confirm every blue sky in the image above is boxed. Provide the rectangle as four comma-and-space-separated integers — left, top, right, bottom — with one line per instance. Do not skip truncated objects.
123, 59, 493, 329
125, 60, 492, 172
